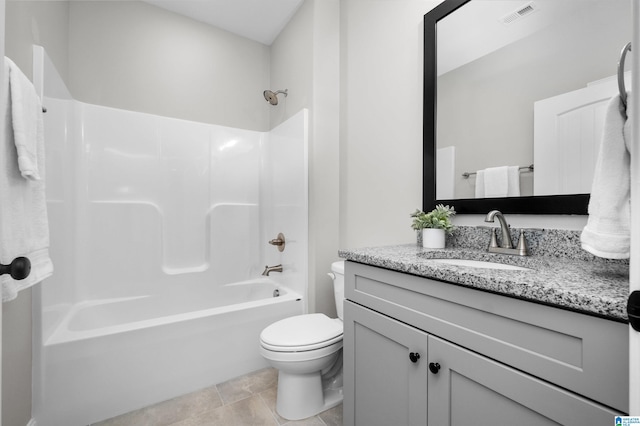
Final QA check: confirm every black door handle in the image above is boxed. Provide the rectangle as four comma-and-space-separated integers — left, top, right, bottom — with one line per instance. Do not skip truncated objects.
0, 257, 31, 280
429, 362, 441, 374
409, 352, 421, 363
628, 291, 640, 332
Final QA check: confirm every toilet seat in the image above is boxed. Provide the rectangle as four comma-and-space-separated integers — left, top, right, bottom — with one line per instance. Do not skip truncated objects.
260, 313, 343, 352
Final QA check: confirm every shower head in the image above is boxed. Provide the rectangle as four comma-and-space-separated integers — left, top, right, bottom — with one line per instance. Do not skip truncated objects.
263, 89, 288, 105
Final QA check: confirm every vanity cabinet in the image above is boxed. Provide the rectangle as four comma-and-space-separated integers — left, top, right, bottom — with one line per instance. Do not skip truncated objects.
343, 261, 628, 426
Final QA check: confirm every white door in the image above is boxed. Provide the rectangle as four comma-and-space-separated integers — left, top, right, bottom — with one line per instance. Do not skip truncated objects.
534, 74, 631, 197
630, 0, 640, 416
0, 2, 6, 423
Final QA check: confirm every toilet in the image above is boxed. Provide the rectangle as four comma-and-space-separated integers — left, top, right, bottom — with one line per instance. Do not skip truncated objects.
259, 260, 345, 421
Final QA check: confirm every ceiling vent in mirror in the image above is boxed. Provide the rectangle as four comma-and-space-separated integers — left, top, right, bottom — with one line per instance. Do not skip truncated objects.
500, 2, 538, 25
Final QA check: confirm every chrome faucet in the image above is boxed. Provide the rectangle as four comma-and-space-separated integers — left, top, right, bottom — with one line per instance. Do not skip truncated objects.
484, 210, 528, 256
262, 264, 283, 276
485, 210, 514, 248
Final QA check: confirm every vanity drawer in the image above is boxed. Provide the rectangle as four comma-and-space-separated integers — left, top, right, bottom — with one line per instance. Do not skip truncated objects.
345, 261, 628, 413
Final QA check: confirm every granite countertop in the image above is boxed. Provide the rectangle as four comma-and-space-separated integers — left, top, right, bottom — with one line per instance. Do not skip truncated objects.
338, 237, 630, 322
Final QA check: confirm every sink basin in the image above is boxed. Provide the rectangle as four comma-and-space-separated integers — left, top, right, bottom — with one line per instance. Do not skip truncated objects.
429, 258, 530, 271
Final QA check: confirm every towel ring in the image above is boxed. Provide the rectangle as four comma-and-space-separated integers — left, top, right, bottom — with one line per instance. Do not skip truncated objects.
618, 42, 631, 108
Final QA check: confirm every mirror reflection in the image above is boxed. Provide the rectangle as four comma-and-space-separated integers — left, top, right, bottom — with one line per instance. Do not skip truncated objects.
435, 0, 630, 201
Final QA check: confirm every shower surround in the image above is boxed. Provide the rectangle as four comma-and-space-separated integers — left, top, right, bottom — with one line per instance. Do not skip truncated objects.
32, 47, 308, 425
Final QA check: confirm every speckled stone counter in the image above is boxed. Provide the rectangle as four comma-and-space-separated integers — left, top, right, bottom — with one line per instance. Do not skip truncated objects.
339, 227, 630, 322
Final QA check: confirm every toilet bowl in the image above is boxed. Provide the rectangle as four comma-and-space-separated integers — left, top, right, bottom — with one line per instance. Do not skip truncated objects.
259, 260, 345, 421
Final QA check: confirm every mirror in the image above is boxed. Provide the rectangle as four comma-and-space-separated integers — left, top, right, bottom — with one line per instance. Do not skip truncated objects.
424, 0, 631, 214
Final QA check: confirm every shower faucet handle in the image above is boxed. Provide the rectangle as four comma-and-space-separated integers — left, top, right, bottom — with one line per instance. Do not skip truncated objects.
268, 233, 286, 252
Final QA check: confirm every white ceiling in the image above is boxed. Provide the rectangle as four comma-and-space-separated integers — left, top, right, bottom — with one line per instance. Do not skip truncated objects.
437, 0, 593, 75
142, 0, 304, 45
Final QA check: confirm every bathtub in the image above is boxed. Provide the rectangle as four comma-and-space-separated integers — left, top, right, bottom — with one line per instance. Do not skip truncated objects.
34, 55, 309, 425
33, 279, 304, 426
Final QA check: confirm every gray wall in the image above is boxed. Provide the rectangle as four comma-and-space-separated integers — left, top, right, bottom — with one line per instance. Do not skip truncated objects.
7, 1, 271, 131
2, 297, 31, 426
67, 1, 270, 131
340, 0, 437, 247
5, 0, 69, 82
270, 0, 340, 316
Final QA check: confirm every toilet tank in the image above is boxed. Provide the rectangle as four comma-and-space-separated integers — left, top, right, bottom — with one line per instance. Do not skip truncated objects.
330, 261, 345, 320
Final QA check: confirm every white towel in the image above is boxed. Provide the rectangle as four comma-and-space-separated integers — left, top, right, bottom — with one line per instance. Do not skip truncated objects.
475, 170, 485, 198
581, 95, 631, 259
506, 165, 521, 197
0, 57, 53, 301
7, 57, 42, 180
484, 166, 509, 197
476, 166, 520, 198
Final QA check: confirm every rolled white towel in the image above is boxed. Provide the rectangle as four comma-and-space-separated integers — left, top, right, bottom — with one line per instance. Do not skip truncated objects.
581, 95, 631, 259
7, 56, 43, 180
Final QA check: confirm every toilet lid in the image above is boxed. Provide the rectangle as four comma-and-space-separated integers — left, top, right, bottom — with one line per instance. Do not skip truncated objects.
260, 313, 343, 352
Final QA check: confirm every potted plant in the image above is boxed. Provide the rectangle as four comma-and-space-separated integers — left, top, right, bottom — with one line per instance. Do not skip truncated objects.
410, 204, 456, 248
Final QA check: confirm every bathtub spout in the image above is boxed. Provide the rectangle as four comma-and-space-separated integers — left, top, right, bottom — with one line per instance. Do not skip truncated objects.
262, 264, 283, 276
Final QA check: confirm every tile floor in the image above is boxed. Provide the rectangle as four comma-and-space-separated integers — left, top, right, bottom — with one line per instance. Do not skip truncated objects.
92, 367, 343, 426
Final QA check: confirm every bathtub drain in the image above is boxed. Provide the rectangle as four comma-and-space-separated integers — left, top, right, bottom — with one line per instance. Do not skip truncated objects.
273, 289, 280, 297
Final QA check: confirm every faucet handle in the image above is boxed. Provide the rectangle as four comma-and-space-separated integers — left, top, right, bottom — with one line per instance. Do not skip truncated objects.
268, 233, 286, 252
489, 229, 499, 249
516, 229, 529, 256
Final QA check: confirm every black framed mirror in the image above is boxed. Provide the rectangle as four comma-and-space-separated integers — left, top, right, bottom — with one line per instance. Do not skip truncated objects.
423, 0, 629, 214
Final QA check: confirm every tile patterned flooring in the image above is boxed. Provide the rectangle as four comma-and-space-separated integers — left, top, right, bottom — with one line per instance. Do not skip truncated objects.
92, 367, 343, 426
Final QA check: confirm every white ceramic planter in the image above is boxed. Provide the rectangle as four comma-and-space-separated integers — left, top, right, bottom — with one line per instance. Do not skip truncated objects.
422, 228, 445, 249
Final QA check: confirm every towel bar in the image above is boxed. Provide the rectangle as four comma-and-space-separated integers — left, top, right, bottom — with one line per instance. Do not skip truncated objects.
462, 164, 534, 179
618, 42, 631, 108
0, 257, 31, 280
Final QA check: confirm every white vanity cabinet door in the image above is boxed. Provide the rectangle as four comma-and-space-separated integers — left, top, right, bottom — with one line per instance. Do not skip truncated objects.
344, 301, 428, 426
427, 335, 622, 426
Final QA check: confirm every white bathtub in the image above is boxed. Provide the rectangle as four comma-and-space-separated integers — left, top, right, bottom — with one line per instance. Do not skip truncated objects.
33, 279, 304, 426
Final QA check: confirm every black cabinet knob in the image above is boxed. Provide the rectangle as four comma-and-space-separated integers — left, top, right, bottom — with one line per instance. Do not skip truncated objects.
429, 362, 441, 374
0, 257, 31, 280
409, 352, 421, 363
628, 291, 640, 332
